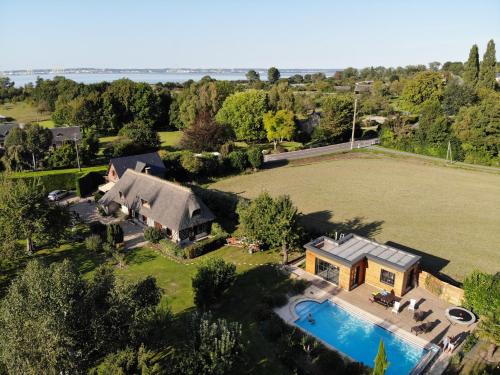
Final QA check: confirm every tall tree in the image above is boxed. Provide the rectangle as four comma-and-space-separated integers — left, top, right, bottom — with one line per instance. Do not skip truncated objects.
373, 339, 389, 375
0, 178, 69, 254
263, 110, 295, 150
180, 111, 233, 152
268, 82, 295, 111
399, 71, 443, 113
463, 44, 480, 86
267, 67, 281, 84
237, 192, 301, 263
272, 195, 300, 264
478, 39, 497, 90
25, 124, 53, 169
215, 89, 268, 141
0, 261, 166, 374
318, 94, 355, 141
118, 121, 160, 151
246, 70, 260, 82
174, 312, 243, 375
192, 258, 236, 309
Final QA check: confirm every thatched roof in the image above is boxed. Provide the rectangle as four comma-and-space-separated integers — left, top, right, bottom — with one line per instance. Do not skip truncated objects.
99, 169, 214, 231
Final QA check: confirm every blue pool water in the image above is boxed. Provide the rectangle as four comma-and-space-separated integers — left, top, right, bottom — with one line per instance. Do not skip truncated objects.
295, 300, 428, 375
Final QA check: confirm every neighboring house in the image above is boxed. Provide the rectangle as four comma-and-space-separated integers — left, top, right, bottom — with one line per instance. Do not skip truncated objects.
354, 83, 372, 94
304, 234, 421, 297
99, 169, 215, 244
496, 72, 500, 84
106, 152, 166, 183
49, 126, 82, 148
0, 122, 18, 149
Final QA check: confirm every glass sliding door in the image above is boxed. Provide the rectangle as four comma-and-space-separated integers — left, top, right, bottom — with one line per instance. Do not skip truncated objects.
315, 258, 340, 285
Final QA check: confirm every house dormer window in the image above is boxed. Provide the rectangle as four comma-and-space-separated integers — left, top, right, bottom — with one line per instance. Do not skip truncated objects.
141, 199, 150, 209
192, 209, 201, 217
119, 191, 123, 199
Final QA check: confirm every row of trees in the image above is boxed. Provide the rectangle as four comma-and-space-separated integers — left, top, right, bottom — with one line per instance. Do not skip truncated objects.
380, 40, 499, 166
32, 77, 171, 134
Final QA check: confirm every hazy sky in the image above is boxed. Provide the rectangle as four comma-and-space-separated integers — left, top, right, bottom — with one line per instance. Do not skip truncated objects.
1, 0, 499, 70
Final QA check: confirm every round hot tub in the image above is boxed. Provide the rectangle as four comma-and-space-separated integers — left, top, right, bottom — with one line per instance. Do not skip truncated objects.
445, 307, 476, 325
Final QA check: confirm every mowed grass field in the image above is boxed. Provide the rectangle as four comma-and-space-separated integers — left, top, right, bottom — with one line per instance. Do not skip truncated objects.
0, 102, 51, 124
211, 152, 500, 282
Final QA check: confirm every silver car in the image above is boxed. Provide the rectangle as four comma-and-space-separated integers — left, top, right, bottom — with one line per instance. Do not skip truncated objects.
47, 190, 68, 201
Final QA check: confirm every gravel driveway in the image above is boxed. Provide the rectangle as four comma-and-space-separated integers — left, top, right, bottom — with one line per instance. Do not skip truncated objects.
64, 196, 146, 249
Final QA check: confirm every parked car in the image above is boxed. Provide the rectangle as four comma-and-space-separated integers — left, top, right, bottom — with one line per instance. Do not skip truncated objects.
47, 190, 68, 201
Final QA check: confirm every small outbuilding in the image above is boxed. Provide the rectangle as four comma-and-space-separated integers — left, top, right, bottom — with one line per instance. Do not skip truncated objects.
49, 126, 82, 148
304, 234, 421, 297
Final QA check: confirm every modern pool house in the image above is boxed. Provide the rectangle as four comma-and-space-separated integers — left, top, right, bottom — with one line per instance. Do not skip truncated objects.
304, 234, 421, 297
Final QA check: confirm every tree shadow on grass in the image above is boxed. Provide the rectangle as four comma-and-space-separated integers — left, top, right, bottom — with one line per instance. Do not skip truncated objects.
300, 210, 384, 240
36, 242, 107, 276
124, 248, 157, 266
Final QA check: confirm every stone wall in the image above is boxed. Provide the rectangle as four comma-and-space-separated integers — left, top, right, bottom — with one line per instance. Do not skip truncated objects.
418, 271, 464, 305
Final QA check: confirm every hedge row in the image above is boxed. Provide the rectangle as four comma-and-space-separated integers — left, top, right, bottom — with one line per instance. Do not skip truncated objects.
158, 234, 226, 260
76, 171, 105, 197
11, 172, 79, 192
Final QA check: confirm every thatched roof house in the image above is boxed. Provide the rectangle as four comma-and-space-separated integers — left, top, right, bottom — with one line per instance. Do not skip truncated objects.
99, 169, 214, 244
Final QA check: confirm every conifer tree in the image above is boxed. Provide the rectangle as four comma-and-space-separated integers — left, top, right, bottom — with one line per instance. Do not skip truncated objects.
463, 44, 480, 86
478, 39, 497, 89
373, 339, 389, 375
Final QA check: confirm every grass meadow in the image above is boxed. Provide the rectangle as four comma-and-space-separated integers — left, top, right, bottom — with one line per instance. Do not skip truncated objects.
210, 151, 500, 282
0, 102, 51, 123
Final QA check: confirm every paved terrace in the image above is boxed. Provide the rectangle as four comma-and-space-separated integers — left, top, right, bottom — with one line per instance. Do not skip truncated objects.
276, 267, 477, 374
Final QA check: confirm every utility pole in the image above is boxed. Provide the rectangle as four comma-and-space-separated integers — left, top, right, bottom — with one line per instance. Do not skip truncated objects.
350, 96, 358, 150
74, 136, 81, 171
446, 140, 453, 163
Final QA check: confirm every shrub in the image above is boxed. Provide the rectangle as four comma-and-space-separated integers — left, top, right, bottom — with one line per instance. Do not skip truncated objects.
219, 141, 234, 157
85, 234, 103, 252
211, 222, 228, 238
180, 152, 203, 174
144, 227, 163, 244
461, 333, 478, 354
316, 349, 345, 374
200, 153, 222, 176
88, 221, 107, 237
228, 150, 248, 172
192, 258, 236, 309
161, 151, 185, 179
247, 147, 263, 169
106, 223, 124, 246
463, 271, 499, 316
183, 235, 226, 259
159, 239, 183, 258
75, 171, 104, 197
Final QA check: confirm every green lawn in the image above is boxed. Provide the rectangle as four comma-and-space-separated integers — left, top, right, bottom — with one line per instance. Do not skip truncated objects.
0, 102, 51, 123
210, 151, 500, 282
39, 119, 56, 128
99, 131, 182, 151
8, 164, 107, 178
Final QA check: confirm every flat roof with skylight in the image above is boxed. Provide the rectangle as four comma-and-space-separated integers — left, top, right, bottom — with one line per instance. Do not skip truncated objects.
304, 233, 421, 272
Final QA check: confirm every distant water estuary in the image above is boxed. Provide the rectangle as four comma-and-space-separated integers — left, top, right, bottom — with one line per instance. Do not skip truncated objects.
3, 69, 340, 87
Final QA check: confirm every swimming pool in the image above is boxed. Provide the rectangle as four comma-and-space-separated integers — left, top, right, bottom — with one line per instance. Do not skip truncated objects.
295, 300, 428, 375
